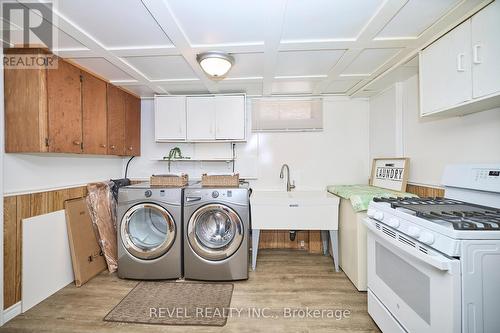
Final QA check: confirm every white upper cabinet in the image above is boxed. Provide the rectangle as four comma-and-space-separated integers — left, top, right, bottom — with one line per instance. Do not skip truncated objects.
155, 94, 246, 142
186, 96, 216, 141
471, 0, 500, 99
215, 95, 245, 140
419, 1, 500, 117
420, 19, 471, 115
155, 96, 186, 141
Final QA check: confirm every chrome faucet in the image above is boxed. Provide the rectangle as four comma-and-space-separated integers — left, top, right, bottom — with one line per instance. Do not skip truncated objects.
280, 164, 296, 192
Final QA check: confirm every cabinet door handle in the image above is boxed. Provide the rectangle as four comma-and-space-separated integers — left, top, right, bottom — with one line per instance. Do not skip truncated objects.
128, 146, 133, 151
73, 140, 81, 146
110, 145, 116, 150
456, 53, 465, 72
100, 144, 107, 148
473, 44, 482, 64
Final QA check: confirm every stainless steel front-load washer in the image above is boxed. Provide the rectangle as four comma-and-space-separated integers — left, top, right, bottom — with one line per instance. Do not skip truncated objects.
183, 185, 249, 281
117, 183, 182, 280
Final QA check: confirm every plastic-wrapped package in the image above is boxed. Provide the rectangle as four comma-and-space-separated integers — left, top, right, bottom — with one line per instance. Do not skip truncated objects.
86, 181, 118, 273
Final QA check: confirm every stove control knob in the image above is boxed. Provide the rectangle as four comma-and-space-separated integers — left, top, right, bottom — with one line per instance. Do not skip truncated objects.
419, 232, 435, 245
388, 218, 400, 228
374, 211, 385, 221
407, 226, 421, 238
367, 209, 376, 218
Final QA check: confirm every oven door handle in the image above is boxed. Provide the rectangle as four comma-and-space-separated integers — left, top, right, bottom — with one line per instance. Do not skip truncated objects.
363, 218, 455, 272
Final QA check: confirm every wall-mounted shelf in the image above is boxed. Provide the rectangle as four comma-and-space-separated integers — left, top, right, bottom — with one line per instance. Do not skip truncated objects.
153, 158, 235, 162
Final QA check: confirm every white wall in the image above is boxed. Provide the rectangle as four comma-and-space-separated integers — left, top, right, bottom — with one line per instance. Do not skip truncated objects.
3, 154, 124, 195
369, 83, 402, 160
369, 74, 500, 187
128, 97, 370, 190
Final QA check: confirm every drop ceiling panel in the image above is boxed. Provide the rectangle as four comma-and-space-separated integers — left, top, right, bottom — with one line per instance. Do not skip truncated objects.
69, 57, 134, 81
54, 29, 88, 50
342, 48, 401, 75
275, 50, 345, 76
226, 53, 265, 78
3, 10, 86, 50
271, 80, 319, 94
167, 0, 268, 45
123, 55, 197, 80
57, 0, 173, 48
377, 0, 460, 39
324, 80, 361, 94
216, 81, 263, 95
281, 0, 383, 41
120, 85, 155, 97
160, 82, 209, 95
5, 27, 86, 50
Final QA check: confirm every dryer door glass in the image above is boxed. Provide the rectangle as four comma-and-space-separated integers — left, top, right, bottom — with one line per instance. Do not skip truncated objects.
121, 203, 176, 260
188, 204, 244, 261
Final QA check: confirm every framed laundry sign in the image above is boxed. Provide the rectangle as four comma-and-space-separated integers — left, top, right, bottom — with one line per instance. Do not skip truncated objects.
369, 158, 410, 192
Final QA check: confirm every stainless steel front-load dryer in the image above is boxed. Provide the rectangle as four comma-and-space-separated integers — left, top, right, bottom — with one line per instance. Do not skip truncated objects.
183, 186, 249, 281
117, 183, 182, 280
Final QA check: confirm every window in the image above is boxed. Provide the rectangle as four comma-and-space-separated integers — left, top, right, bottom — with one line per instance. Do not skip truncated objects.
251, 97, 323, 132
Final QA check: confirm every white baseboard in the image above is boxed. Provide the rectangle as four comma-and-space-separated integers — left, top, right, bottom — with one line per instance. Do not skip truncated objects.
3, 302, 21, 324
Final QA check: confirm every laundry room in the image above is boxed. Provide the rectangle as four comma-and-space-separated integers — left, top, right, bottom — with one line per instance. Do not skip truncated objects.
1, 1, 500, 332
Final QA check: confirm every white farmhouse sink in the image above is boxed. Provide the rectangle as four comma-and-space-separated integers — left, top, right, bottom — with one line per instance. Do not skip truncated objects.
250, 190, 340, 229
250, 190, 340, 272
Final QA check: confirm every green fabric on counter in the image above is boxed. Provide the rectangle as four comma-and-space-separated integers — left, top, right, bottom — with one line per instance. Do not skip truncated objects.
327, 184, 418, 212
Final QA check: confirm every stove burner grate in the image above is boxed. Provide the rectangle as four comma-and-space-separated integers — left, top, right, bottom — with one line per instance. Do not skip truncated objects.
372, 197, 500, 230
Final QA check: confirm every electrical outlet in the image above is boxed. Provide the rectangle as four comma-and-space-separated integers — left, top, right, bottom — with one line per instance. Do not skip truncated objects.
300, 240, 305, 248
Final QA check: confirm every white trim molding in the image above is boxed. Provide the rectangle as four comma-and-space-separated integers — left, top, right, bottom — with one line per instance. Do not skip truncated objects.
3, 302, 21, 324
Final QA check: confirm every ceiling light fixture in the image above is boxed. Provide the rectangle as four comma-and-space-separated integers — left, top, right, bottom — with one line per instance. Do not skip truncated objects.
196, 51, 234, 79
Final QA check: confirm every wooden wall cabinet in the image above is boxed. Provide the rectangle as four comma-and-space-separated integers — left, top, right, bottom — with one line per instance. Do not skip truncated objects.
82, 72, 108, 154
106, 84, 141, 156
4, 49, 49, 153
47, 58, 83, 153
125, 93, 141, 156
106, 84, 126, 155
4, 48, 141, 156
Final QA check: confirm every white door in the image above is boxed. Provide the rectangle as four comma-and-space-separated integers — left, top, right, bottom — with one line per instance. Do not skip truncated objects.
471, 0, 500, 99
420, 19, 472, 115
215, 95, 245, 140
187, 97, 216, 140
155, 96, 186, 141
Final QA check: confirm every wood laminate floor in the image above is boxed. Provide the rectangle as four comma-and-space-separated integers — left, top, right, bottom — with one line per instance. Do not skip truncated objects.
1, 250, 380, 333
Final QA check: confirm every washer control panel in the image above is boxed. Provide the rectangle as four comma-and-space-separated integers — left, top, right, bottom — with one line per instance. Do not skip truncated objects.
184, 188, 248, 205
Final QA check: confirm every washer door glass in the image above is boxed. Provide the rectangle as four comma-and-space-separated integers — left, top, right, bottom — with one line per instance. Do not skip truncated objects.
188, 204, 244, 261
121, 203, 176, 260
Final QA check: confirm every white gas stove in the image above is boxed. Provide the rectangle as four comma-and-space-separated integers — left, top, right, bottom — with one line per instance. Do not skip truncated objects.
363, 164, 500, 333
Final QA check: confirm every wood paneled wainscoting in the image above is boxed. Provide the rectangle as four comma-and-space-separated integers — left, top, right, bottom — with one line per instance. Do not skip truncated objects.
3, 186, 88, 310
257, 230, 323, 253
406, 183, 445, 197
